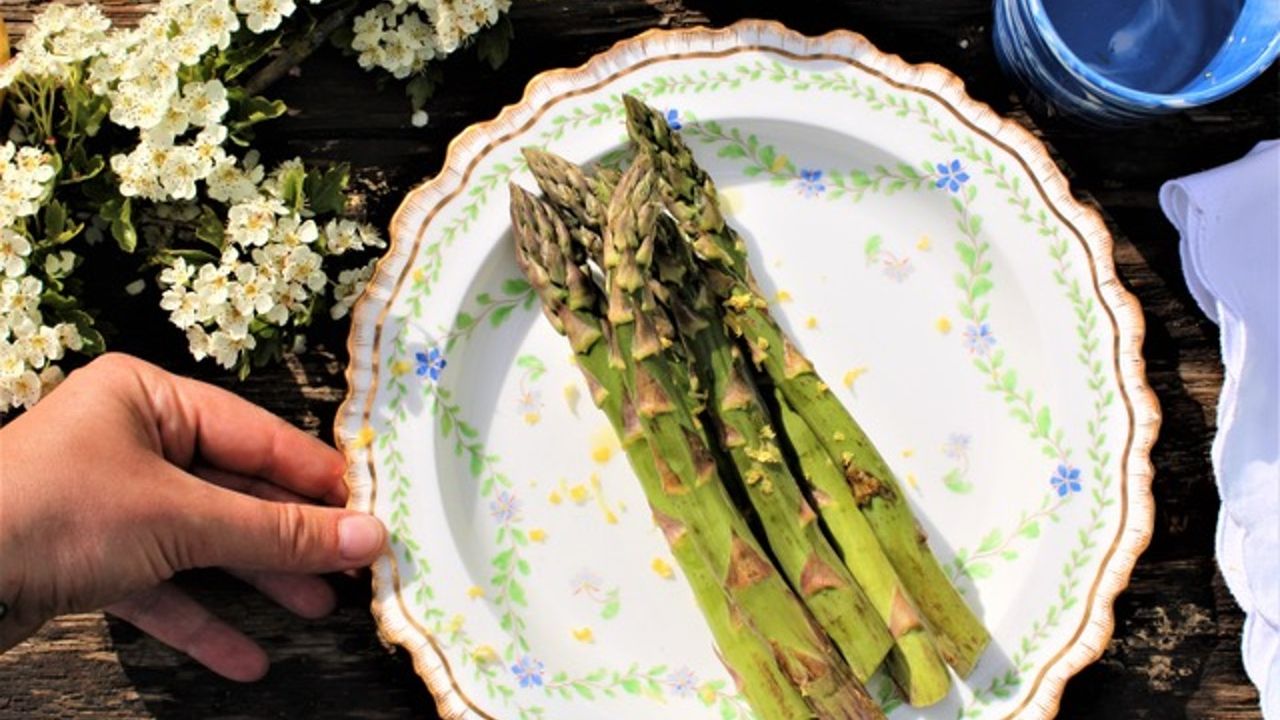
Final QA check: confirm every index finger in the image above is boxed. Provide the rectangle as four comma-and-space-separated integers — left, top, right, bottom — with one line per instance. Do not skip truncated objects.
126, 357, 349, 505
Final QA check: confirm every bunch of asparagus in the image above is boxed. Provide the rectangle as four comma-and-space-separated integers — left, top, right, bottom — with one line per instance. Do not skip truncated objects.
507, 95, 990, 719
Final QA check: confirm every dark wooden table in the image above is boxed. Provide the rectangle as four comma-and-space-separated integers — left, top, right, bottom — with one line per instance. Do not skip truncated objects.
2, 1, 1275, 717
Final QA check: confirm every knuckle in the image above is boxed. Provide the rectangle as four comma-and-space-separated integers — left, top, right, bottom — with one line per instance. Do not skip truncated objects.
274, 502, 319, 567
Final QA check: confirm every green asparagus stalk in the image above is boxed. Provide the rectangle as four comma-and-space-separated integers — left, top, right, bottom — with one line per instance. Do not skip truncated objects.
600, 157, 882, 719
648, 225, 894, 681
508, 184, 815, 719
623, 94, 991, 677
772, 388, 951, 706
650, 221, 950, 704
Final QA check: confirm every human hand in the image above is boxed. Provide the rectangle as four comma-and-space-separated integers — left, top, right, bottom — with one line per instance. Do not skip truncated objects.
0, 353, 384, 681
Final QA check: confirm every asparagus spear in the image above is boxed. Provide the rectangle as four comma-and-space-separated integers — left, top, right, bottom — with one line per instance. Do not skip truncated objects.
647, 223, 894, 682
772, 388, 951, 706
508, 184, 815, 719
600, 157, 882, 719
651, 222, 950, 704
623, 94, 991, 677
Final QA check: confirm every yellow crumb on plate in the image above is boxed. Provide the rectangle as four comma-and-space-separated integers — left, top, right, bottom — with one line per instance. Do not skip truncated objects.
569, 484, 590, 504
466, 585, 486, 600
548, 490, 563, 505
773, 289, 793, 303
936, 316, 953, 334
842, 366, 868, 391
563, 383, 581, 416
805, 316, 818, 329
901, 448, 915, 459
917, 235, 932, 251
590, 427, 617, 464
906, 472, 920, 490
572, 627, 595, 643
529, 528, 547, 542
651, 557, 674, 579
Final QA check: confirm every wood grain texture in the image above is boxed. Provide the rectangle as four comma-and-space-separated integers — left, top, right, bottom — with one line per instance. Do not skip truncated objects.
1, 0, 1273, 717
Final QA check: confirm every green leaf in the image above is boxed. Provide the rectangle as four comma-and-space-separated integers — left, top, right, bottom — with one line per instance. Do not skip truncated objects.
516, 354, 546, 380
977, 529, 1002, 553
474, 15, 514, 70
1001, 370, 1017, 392
955, 241, 976, 269
966, 562, 993, 579
111, 198, 136, 253
195, 205, 226, 250
716, 144, 747, 159
1019, 521, 1041, 539
455, 312, 475, 330
943, 468, 973, 494
277, 163, 307, 211
304, 165, 349, 215
971, 277, 994, 299
1035, 406, 1052, 437
490, 304, 514, 327
406, 67, 444, 111
501, 278, 531, 297
759, 144, 776, 170
219, 30, 280, 79
863, 234, 882, 261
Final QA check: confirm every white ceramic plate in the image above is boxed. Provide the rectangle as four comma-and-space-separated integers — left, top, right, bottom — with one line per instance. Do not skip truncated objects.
338, 21, 1159, 720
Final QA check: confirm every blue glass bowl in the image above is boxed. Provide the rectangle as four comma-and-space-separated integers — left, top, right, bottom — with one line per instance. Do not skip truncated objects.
994, 0, 1280, 123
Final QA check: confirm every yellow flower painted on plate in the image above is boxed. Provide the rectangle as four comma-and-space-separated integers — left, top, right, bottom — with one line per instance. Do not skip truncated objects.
917, 234, 932, 251
698, 683, 718, 705
466, 585, 486, 600
472, 645, 498, 663
771, 153, 791, 173
805, 316, 818, 330
529, 528, 547, 543
447, 614, 465, 633
842, 366, 868, 392
412, 267, 426, 284
390, 359, 413, 377
572, 626, 595, 643
350, 425, 375, 450
651, 557, 674, 579
936, 316, 953, 334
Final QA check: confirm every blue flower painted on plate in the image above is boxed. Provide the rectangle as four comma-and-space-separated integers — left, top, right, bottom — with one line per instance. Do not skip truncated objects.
962, 323, 996, 356
1050, 464, 1083, 497
935, 159, 971, 193
943, 433, 972, 460
511, 655, 545, 688
664, 108, 682, 130
666, 667, 698, 698
797, 169, 825, 198
490, 490, 521, 525
415, 347, 447, 381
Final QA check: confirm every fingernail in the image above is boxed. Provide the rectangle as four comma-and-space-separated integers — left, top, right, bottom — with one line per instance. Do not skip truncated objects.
339, 514, 385, 561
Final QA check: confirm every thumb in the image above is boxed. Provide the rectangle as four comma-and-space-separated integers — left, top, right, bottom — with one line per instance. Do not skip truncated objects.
177, 477, 386, 573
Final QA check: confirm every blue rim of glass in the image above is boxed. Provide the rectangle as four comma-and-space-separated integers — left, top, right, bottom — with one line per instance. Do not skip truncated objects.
1017, 0, 1280, 108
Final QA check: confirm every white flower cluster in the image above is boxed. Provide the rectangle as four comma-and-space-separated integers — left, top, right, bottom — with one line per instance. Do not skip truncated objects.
0, 4, 112, 87
351, 0, 512, 79
158, 159, 384, 370
0, 144, 82, 409
330, 258, 380, 320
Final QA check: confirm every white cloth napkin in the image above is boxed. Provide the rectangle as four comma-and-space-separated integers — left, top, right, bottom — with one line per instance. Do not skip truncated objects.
1160, 139, 1280, 716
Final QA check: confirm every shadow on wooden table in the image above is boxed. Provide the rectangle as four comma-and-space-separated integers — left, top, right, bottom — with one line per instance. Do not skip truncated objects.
107, 571, 438, 719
